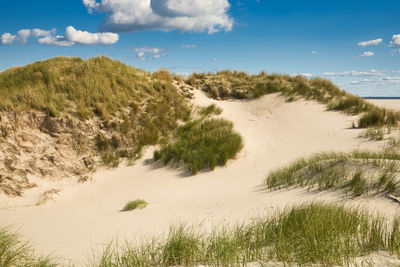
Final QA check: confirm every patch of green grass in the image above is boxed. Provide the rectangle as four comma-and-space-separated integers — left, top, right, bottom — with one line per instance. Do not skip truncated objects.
265, 150, 400, 198
121, 199, 148, 211
154, 117, 243, 174
0, 227, 57, 267
93, 203, 400, 266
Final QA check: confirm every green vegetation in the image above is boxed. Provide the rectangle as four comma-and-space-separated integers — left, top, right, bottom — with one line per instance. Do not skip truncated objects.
0, 56, 191, 167
121, 199, 148, 211
265, 150, 400, 198
3, 203, 400, 266
154, 105, 243, 174
361, 127, 385, 140
94, 203, 400, 266
0, 227, 57, 267
187, 71, 400, 128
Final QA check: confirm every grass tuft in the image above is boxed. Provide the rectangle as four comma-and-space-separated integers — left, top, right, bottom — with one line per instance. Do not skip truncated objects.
121, 199, 148, 211
154, 117, 243, 174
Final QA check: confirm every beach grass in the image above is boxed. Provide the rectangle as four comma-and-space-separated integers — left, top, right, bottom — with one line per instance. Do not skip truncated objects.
153, 115, 243, 174
93, 203, 400, 266
0, 227, 57, 267
265, 150, 400, 198
121, 199, 148, 212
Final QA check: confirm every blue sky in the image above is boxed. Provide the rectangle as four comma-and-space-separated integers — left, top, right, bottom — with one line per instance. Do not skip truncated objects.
1, 0, 400, 96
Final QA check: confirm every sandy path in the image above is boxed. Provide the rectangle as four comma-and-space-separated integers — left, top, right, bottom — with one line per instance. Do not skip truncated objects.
0, 91, 398, 265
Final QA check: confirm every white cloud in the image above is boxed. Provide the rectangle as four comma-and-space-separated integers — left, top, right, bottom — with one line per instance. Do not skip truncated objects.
65, 26, 119, 45
390, 34, 400, 47
1, 27, 118, 46
1, 33, 16, 45
213, 58, 217, 62
181, 44, 196, 49
38, 35, 75, 47
133, 46, 166, 60
310, 51, 317, 55
350, 79, 376, 84
322, 70, 381, 77
32, 28, 56, 38
82, 0, 233, 34
357, 38, 382, 47
17, 29, 31, 44
359, 51, 374, 57
301, 73, 313, 78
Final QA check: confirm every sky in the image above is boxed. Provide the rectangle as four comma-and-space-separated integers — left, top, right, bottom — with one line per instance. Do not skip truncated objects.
1, 0, 400, 97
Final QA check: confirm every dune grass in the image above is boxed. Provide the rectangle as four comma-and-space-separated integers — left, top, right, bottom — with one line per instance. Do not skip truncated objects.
0, 227, 57, 267
361, 127, 385, 140
121, 199, 148, 212
0, 56, 191, 168
265, 150, 400, 198
187, 71, 400, 128
153, 105, 243, 174
93, 203, 400, 266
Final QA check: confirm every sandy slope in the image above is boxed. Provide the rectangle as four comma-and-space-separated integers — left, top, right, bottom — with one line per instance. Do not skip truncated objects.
0, 91, 399, 265
367, 99, 400, 111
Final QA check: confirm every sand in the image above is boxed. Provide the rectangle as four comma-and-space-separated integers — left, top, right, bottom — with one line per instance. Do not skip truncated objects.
1, 92, 399, 265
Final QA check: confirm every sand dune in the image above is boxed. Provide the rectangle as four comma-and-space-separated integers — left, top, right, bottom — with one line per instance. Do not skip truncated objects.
0, 91, 398, 264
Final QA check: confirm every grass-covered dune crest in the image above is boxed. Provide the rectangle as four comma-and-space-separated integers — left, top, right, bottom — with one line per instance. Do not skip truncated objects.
186, 71, 400, 128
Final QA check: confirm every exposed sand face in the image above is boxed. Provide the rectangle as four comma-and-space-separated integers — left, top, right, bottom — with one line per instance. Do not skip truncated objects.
0, 91, 398, 265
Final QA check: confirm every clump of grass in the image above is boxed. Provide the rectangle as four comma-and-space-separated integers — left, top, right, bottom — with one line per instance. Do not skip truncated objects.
0, 227, 57, 267
121, 199, 148, 211
197, 103, 222, 117
187, 71, 400, 128
94, 203, 400, 266
265, 150, 400, 198
361, 127, 385, 140
154, 117, 243, 174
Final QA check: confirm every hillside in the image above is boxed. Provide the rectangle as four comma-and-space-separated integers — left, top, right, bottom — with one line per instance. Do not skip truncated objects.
187, 71, 400, 128
0, 56, 192, 196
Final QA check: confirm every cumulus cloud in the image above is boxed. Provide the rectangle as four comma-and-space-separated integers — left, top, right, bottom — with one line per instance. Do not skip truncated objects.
132, 46, 166, 60
310, 51, 317, 55
359, 51, 374, 57
17, 29, 31, 44
65, 26, 119, 45
390, 34, 400, 47
357, 38, 382, 47
82, 0, 233, 34
181, 44, 196, 49
1, 33, 16, 45
1, 26, 118, 46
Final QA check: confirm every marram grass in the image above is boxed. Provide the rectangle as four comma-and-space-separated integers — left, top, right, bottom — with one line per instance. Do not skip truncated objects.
154, 115, 243, 174
265, 150, 400, 198
0, 227, 57, 267
121, 199, 148, 212
92, 203, 400, 266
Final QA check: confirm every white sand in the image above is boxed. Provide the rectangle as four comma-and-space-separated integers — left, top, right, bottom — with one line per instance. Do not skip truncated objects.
367, 99, 400, 111
0, 91, 399, 265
